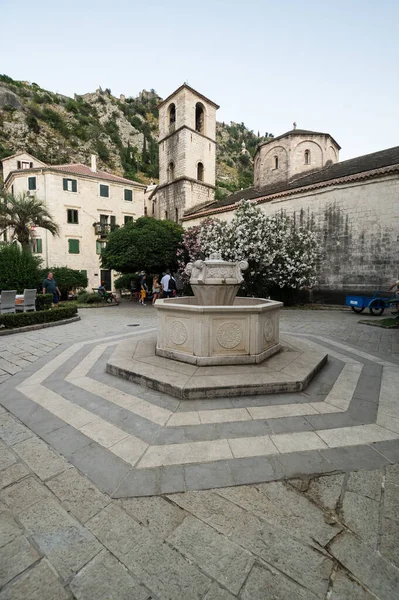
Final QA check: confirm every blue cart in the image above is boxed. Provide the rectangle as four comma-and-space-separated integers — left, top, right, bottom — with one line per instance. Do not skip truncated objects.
346, 291, 399, 316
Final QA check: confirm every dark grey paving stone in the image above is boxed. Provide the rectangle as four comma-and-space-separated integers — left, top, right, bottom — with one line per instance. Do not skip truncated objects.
112, 465, 185, 497
43, 345, 99, 383
269, 449, 337, 480
320, 445, 391, 471
154, 423, 221, 445
347, 398, 378, 422
69, 442, 132, 495
92, 367, 180, 412
47, 380, 160, 442
41, 425, 92, 459
267, 415, 315, 434
371, 439, 399, 463
185, 460, 235, 491
305, 412, 368, 430
228, 456, 277, 486
176, 398, 234, 412
216, 420, 274, 440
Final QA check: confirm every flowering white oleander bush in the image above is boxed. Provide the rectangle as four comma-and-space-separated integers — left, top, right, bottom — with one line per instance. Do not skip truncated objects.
179, 200, 319, 300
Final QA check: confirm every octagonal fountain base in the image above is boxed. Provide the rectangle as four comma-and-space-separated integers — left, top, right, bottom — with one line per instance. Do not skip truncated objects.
155, 296, 283, 366
106, 333, 328, 400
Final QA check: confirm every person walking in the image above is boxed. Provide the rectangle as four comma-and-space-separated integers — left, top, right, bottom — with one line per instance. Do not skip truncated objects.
42, 272, 61, 307
161, 269, 171, 298
140, 274, 148, 305
152, 275, 161, 305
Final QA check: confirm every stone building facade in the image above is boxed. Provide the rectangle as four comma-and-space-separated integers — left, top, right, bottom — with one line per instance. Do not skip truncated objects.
184, 134, 399, 300
2, 153, 146, 290
153, 84, 218, 222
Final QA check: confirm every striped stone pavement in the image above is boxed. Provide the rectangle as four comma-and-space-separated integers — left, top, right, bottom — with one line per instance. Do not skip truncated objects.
1, 323, 398, 497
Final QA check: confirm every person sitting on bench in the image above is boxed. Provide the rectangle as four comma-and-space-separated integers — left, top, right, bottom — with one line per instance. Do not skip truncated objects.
98, 282, 116, 302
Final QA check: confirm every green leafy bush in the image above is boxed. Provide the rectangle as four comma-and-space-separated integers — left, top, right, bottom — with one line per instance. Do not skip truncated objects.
41, 267, 88, 300
36, 294, 53, 311
77, 292, 103, 304
0, 305, 78, 329
41, 108, 70, 137
114, 273, 139, 290
0, 244, 42, 292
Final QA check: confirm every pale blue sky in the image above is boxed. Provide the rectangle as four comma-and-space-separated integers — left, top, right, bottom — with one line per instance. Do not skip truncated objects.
2, 0, 398, 159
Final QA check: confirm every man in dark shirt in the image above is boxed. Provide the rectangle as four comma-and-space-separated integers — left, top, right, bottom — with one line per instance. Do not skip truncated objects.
42, 272, 61, 306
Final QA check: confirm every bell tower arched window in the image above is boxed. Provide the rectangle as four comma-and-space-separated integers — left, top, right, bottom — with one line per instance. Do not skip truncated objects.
304, 150, 310, 165
167, 161, 175, 182
195, 102, 205, 134
168, 103, 176, 130
274, 156, 279, 169
197, 162, 204, 181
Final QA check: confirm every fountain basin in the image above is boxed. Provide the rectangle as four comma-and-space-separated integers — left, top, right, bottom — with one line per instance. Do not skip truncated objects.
156, 296, 283, 366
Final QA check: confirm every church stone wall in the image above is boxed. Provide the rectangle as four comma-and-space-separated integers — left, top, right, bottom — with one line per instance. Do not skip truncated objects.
184, 175, 399, 298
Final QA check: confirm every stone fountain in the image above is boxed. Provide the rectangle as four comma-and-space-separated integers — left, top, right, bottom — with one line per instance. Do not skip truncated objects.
106, 253, 328, 399
156, 253, 283, 366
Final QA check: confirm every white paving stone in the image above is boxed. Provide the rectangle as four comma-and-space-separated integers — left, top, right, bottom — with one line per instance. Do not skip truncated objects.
137, 439, 233, 468
79, 420, 130, 448
199, 408, 251, 424
247, 403, 318, 420
228, 435, 279, 458
317, 424, 398, 448
167, 412, 201, 427
108, 436, 149, 466
271, 431, 328, 453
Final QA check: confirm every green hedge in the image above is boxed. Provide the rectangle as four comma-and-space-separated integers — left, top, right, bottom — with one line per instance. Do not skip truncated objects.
36, 294, 53, 311
0, 306, 78, 330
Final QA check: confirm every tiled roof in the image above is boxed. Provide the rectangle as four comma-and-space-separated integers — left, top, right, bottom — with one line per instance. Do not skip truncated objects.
5, 161, 146, 188
257, 129, 341, 151
184, 145, 399, 219
49, 163, 146, 187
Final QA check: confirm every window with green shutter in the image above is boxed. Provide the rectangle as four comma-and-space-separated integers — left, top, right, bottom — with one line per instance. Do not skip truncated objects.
31, 238, 42, 253
68, 239, 80, 254
124, 216, 133, 225
67, 209, 79, 224
96, 241, 106, 255
28, 176, 36, 191
124, 189, 133, 201
63, 178, 77, 192
100, 184, 109, 198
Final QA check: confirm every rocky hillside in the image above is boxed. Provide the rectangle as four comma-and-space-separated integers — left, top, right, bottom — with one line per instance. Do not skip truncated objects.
0, 75, 274, 197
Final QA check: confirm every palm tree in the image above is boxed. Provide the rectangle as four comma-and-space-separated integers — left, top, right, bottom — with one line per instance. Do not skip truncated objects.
0, 192, 59, 252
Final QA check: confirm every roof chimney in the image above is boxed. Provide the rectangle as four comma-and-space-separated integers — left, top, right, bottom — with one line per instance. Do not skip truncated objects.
91, 154, 97, 172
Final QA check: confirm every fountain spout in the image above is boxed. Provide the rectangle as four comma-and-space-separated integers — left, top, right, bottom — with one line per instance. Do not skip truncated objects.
185, 252, 248, 306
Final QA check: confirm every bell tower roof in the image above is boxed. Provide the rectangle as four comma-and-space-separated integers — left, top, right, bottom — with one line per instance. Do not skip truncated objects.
157, 83, 220, 110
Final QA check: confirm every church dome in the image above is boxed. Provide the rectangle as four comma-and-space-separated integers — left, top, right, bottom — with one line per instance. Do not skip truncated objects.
254, 128, 341, 188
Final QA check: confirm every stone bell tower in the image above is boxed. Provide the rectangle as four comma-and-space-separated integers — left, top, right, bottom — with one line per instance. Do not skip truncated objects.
156, 84, 219, 222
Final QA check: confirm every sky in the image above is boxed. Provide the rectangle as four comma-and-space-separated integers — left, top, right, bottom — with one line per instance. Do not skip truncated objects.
2, 0, 398, 160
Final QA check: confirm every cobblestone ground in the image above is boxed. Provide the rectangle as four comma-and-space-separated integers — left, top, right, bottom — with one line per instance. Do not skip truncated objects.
0, 302, 398, 599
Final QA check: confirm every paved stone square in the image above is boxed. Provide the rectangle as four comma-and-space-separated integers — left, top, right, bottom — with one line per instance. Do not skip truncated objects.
0, 302, 398, 598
